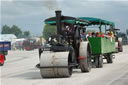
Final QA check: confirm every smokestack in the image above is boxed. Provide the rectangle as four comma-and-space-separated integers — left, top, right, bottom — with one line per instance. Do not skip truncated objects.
55, 10, 62, 35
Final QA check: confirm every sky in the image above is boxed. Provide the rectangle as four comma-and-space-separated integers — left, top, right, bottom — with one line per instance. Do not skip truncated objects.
1, 0, 128, 36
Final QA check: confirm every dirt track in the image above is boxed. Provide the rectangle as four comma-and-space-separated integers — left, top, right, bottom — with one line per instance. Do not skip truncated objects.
0, 45, 128, 85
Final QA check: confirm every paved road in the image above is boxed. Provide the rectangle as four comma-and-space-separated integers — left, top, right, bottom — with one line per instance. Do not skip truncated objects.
0, 45, 128, 85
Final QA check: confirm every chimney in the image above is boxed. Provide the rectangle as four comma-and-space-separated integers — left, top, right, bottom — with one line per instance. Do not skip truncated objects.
55, 10, 62, 35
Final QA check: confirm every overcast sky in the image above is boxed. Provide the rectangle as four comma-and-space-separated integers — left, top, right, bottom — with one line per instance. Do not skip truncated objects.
1, 0, 128, 36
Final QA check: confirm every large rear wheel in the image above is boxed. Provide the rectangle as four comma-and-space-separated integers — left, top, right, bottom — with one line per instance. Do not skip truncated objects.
79, 42, 92, 72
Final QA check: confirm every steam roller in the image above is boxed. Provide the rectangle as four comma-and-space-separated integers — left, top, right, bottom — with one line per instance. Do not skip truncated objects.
37, 10, 92, 78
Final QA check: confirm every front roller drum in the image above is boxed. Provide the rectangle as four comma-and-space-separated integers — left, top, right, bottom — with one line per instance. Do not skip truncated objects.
79, 42, 92, 72
40, 52, 72, 78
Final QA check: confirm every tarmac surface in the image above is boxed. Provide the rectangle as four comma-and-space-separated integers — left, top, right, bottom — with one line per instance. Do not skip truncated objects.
0, 45, 128, 85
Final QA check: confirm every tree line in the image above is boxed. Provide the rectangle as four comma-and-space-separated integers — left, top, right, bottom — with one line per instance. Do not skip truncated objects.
1, 25, 30, 38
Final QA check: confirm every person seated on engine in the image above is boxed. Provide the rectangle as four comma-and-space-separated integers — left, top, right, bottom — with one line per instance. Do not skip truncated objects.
80, 30, 87, 41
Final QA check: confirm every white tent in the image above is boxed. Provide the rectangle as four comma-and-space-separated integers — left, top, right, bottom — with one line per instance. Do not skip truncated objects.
0, 34, 17, 44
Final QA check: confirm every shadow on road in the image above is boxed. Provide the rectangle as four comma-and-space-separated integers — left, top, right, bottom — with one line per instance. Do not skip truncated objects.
8, 68, 86, 80
9, 69, 42, 80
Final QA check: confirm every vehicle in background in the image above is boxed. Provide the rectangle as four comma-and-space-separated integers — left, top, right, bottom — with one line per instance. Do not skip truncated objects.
111, 29, 123, 52
23, 39, 39, 51
0, 41, 11, 66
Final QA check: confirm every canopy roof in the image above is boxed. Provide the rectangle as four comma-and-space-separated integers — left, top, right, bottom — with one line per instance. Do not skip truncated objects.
44, 16, 90, 26
78, 17, 115, 26
45, 16, 115, 26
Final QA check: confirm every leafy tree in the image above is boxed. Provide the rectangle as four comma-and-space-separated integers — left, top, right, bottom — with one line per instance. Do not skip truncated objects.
17, 34, 24, 38
126, 29, 128, 35
24, 31, 30, 37
1, 25, 11, 34
43, 24, 57, 40
11, 25, 22, 37
1, 25, 31, 38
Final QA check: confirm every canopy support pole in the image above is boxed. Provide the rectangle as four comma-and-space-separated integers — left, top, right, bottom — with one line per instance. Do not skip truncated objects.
105, 24, 107, 34
99, 20, 102, 36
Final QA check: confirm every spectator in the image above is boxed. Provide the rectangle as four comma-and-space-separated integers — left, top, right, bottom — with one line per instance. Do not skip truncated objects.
101, 32, 105, 37
92, 32, 96, 37
96, 32, 100, 37
88, 32, 92, 37
108, 31, 114, 38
